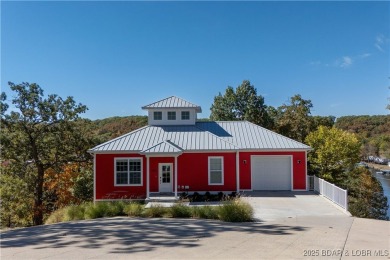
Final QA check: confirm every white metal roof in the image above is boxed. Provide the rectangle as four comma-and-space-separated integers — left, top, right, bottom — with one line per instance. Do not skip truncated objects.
142, 96, 202, 113
89, 121, 311, 153
140, 140, 183, 154
196, 121, 311, 150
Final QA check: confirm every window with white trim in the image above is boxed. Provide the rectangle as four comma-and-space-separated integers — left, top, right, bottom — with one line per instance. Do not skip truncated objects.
208, 157, 224, 185
181, 111, 190, 120
153, 111, 162, 120
167, 111, 176, 120
115, 158, 142, 186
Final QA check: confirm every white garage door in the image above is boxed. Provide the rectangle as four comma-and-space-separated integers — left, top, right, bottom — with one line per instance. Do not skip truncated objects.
251, 156, 292, 190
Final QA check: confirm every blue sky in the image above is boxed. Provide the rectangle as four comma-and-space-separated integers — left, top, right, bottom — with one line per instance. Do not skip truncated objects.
2, 1, 389, 120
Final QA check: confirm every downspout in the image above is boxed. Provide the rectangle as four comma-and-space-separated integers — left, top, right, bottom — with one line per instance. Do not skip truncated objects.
236, 150, 240, 193
305, 150, 308, 191
93, 153, 96, 204
146, 156, 150, 199
174, 155, 178, 198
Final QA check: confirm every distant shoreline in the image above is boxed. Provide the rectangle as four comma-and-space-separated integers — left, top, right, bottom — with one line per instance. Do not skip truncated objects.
366, 162, 390, 171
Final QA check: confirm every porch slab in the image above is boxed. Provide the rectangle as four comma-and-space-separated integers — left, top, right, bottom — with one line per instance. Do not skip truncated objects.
145, 202, 189, 208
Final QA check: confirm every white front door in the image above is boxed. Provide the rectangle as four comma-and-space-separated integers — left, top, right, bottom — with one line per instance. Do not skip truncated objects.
159, 163, 173, 193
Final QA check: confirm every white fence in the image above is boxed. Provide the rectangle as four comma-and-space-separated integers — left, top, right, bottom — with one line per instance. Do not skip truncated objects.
308, 176, 348, 211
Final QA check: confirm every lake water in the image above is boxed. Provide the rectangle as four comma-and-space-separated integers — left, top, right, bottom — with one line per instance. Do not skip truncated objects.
371, 169, 390, 219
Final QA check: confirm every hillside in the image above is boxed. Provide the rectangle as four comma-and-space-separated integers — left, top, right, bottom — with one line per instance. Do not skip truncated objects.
92, 116, 148, 142
335, 115, 390, 158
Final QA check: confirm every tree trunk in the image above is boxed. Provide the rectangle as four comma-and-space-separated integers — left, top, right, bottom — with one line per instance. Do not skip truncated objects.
33, 164, 44, 225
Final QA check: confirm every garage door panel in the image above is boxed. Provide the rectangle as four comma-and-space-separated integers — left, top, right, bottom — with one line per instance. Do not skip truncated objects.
251, 156, 291, 190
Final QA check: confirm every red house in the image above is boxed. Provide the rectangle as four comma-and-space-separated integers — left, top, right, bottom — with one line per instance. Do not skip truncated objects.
89, 96, 311, 201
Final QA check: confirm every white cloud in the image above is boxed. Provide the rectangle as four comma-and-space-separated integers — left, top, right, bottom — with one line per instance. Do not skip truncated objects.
375, 34, 387, 52
358, 53, 371, 58
339, 56, 353, 68
311, 52, 371, 69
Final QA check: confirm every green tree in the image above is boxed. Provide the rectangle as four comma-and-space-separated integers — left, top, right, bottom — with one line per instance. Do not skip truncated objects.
210, 80, 271, 127
276, 94, 313, 143
305, 126, 361, 182
72, 164, 94, 202
0, 167, 35, 227
0, 82, 91, 225
311, 116, 335, 130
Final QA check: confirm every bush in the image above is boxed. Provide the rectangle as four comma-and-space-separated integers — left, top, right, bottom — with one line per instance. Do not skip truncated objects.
204, 191, 211, 201
66, 204, 87, 221
45, 207, 68, 224
218, 199, 253, 222
191, 192, 201, 202
179, 192, 188, 200
84, 201, 125, 219
124, 202, 144, 217
170, 204, 191, 218
144, 205, 168, 218
191, 206, 219, 219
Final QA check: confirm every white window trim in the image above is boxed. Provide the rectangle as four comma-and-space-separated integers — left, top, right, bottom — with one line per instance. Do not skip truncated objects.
114, 157, 143, 186
153, 111, 162, 120
167, 111, 176, 120
208, 156, 224, 185
181, 111, 190, 120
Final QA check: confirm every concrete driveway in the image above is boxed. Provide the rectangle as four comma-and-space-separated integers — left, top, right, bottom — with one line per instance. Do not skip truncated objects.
240, 191, 349, 222
2, 216, 389, 259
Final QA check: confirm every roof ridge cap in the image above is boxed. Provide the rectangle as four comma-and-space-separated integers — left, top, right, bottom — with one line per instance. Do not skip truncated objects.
141, 96, 174, 109
164, 139, 184, 151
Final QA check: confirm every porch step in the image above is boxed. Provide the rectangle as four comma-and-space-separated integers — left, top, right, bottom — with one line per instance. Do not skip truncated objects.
145, 193, 179, 203
145, 202, 187, 208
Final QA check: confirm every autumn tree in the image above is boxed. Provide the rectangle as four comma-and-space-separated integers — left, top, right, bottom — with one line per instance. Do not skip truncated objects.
344, 168, 388, 220
305, 126, 361, 182
0, 82, 93, 225
210, 80, 271, 127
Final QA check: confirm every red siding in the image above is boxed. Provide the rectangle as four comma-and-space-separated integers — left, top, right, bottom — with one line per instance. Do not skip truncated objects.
177, 153, 237, 192
95, 151, 307, 200
95, 154, 147, 200
239, 151, 307, 190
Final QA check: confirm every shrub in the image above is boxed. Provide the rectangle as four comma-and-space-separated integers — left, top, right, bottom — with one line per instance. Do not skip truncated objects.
218, 199, 253, 222
66, 204, 87, 221
144, 205, 168, 218
191, 192, 201, 202
84, 202, 124, 219
45, 207, 68, 224
124, 202, 144, 217
108, 201, 126, 216
170, 204, 191, 218
204, 191, 211, 201
180, 192, 188, 200
217, 192, 224, 201
191, 206, 219, 219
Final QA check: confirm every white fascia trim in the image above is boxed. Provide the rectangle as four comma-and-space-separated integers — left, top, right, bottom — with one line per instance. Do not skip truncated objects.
139, 152, 183, 157
239, 149, 311, 152
89, 150, 143, 154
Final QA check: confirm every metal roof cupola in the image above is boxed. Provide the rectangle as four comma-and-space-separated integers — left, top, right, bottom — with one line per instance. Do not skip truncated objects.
142, 96, 202, 126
